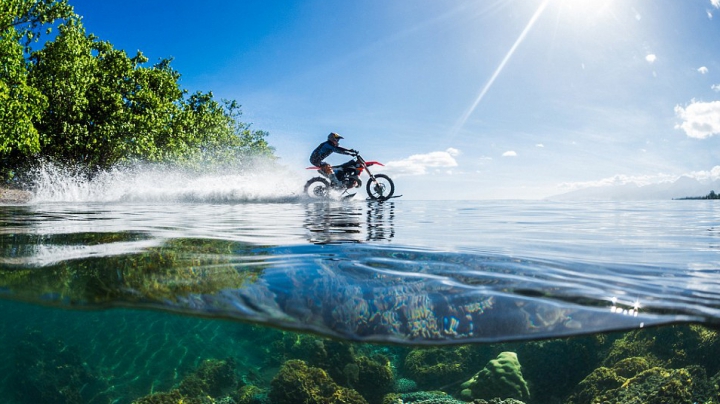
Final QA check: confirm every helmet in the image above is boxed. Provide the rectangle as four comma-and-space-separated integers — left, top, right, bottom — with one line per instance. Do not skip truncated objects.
328, 132, 343, 144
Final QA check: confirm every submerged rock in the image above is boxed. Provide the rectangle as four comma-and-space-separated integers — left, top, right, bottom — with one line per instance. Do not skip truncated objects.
268, 359, 368, 404
13, 330, 105, 404
403, 346, 479, 390
567, 364, 697, 404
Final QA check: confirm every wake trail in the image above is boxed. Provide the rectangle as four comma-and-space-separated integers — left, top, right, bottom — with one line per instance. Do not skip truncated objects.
28, 162, 306, 204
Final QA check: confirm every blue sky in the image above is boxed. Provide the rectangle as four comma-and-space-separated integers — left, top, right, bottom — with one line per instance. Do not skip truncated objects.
70, 0, 720, 199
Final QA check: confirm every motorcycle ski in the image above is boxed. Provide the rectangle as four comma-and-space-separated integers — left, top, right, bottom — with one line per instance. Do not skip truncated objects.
304, 152, 395, 201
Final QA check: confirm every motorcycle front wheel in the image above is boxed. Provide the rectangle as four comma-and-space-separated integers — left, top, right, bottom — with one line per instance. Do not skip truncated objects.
304, 177, 331, 198
366, 174, 394, 201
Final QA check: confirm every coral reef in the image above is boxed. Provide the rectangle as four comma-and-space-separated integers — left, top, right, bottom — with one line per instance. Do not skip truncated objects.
268, 359, 368, 404
132, 389, 185, 404
178, 358, 237, 398
13, 329, 107, 404
504, 334, 610, 403
394, 377, 419, 393
567, 361, 706, 404
559, 325, 720, 404
382, 390, 465, 404
603, 324, 720, 374
233, 384, 267, 404
402, 346, 480, 390
459, 351, 530, 402
133, 357, 243, 404
350, 354, 395, 404
266, 333, 394, 404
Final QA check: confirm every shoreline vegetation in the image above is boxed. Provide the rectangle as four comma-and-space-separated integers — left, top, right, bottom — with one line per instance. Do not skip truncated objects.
674, 190, 720, 200
1, 0, 275, 190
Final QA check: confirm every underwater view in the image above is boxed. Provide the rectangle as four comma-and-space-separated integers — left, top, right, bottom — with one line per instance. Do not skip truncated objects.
2, 173, 720, 404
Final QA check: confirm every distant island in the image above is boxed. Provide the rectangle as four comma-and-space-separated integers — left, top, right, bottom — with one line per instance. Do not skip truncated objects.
674, 191, 720, 200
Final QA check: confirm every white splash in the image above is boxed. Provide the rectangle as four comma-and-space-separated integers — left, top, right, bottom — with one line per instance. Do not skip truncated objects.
29, 160, 305, 203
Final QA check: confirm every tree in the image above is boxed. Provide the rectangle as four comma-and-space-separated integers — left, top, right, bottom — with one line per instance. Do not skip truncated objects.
2, 2, 274, 181
0, 0, 73, 46
0, 27, 46, 158
0, 0, 72, 179
28, 17, 96, 165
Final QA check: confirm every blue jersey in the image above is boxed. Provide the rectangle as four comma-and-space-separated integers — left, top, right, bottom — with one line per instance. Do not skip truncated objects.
310, 141, 351, 166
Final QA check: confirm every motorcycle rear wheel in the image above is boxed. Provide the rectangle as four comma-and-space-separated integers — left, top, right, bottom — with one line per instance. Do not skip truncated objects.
366, 174, 394, 201
304, 177, 331, 198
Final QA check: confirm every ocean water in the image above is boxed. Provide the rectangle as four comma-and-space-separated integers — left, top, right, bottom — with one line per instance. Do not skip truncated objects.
2, 171, 720, 403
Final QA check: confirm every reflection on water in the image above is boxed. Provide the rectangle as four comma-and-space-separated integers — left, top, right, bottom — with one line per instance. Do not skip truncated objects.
367, 201, 395, 241
304, 201, 395, 244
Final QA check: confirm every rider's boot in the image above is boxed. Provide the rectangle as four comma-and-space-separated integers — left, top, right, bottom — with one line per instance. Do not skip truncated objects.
329, 173, 341, 187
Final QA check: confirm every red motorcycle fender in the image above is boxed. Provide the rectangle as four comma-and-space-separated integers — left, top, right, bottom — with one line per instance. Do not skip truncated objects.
364, 161, 384, 166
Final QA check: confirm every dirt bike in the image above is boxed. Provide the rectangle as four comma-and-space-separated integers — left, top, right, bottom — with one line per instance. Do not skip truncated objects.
304, 152, 396, 201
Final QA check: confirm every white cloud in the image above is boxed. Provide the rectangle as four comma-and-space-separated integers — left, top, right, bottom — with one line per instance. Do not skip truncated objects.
698, 66, 709, 74
713, 0, 720, 8
686, 165, 720, 181
712, 84, 720, 92
708, 9, 714, 19
502, 151, 517, 157
536, 143, 544, 148
674, 100, 720, 139
558, 173, 678, 190
557, 166, 720, 192
384, 148, 459, 176
645, 54, 656, 63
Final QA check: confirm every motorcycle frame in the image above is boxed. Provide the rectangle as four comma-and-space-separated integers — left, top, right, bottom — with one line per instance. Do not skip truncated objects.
307, 154, 384, 184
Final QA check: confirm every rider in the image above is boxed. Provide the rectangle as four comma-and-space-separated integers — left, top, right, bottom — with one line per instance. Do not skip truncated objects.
310, 132, 357, 185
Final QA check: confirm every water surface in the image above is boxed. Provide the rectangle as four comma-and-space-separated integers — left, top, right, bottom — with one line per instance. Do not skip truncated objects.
2, 198, 720, 403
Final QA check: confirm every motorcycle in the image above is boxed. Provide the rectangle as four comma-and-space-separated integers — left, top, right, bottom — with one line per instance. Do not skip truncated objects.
304, 152, 395, 201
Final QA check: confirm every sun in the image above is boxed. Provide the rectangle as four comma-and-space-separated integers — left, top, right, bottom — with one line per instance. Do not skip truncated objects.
551, 0, 620, 26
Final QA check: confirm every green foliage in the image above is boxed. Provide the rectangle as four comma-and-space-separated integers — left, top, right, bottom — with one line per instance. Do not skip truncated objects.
0, 0, 73, 48
1, 1, 274, 182
0, 26, 45, 160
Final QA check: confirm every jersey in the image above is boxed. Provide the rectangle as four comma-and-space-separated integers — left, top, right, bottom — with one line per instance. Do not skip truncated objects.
309, 141, 352, 167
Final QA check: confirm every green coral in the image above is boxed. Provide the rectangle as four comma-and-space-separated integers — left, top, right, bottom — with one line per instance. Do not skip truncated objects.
403, 346, 479, 390
603, 325, 720, 373
13, 329, 107, 404
132, 357, 239, 403
131, 389, 185, 404
268, 359, 369, 404
571, 366, 695, 404
506, 334, 610, 403
383, 391, 460, 404
233, 384, 266, 404
178, 358, 237, 398
565, 357, 714, 404
351, 355, 395, 404
459, 351, 530, 402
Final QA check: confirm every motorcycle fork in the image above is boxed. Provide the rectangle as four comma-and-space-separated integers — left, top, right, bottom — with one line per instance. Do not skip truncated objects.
363, 164, 377, 183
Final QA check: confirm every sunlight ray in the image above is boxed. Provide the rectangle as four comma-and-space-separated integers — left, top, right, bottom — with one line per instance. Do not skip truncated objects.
451, 0, 550, 137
